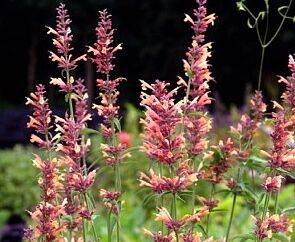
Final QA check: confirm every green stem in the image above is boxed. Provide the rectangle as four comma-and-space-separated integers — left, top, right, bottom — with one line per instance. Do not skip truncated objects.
116, 214, 120, 242
172, 193, 177, 219
114, 165, 121, 242
107, 208, 112, 242
262, 193, 270, 220
257, 46, 265, 91
225, 168, 240, 242
69, 229, 74, 242
251, 169, 256, 215
264, 0, 293, 47
65, 67, 74, 119
225, 192, 237, 242
274, 191, 279, 214
83, 218, 87, 242
84, 193, 99, 241
205, 184, 215, 236
172, 193, 179, 242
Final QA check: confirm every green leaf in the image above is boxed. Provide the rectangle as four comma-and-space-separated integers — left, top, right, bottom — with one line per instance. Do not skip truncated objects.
232, 233, 255, 241
236, 1, 246, 11
259, 11, 266, 20
81, 127, 101, 135
272, 233, 290, 242
246, 155, 267, 169
282, 206, 295, 213
113, 118, 122, 132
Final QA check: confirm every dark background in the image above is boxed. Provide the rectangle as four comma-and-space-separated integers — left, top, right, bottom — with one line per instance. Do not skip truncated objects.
0, 0, 295, 145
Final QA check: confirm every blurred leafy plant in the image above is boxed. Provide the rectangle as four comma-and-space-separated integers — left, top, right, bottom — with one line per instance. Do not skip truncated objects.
0, 145, 39, 222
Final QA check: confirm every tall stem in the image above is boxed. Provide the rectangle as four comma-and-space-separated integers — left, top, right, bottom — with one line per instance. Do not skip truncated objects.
172, 193, 179, 242
65, 65, 74, 119
225, 168, 240, 242
225, 192, 237, 242
205, 183, 215, 236
262, 193, 270, 220
114, 164, 121, 242
84, 193, 99, 241
107, 208, 112, 242
274, 191, 279, 214
257, 46, 265, 91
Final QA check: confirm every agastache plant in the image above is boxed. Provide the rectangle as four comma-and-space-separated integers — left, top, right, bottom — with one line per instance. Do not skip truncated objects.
88, 9, 129, 242
139, 0, 217, 241
26, 3, 98, 241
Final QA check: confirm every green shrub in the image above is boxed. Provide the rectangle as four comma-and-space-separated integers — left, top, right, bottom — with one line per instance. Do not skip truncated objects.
0, 145, 39, 224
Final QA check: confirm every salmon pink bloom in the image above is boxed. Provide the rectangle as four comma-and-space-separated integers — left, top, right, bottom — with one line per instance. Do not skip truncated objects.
47, 3, 86, 70
140, 80, 185, 165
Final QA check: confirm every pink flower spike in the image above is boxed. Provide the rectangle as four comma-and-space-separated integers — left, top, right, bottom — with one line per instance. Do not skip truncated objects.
47, 3, 86, 70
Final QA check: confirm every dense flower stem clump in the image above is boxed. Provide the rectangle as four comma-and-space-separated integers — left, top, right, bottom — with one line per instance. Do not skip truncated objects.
23, 1, 295, 242
26, 3, 98, 241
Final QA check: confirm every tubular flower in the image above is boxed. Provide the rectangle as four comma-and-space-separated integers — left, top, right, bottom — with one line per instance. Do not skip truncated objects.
155, 207, 209, 232
181, 0, 216, 100
33, 155, 63, 201
25, 156, 64, 241
140, 80, 185, 165
144, 229, 176, 242
93, 77, 125, 128
47, 3, 86, 70
139, 169, 197, 194
200, 138, 236, 183
25, 201, 65, 241
262, 175, 284, 193
55, 115, 88, 163
254, 214, 292, 241
278, 55, 295, 109
181, 232, 216, 242
100, 189, 121, 214
197, 196, 219, 211
267, 111, 295, 170
88, 9, 122, 74
230, 91, 266, 144
54, 79, 91, 163
182, 231, 202, 242
250, 90, 267, 122
100, 143, 131, 166
155, 207, 185, 232
26, 85, 56, 149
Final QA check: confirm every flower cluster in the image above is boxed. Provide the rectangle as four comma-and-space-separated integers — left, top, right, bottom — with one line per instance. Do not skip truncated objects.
140, 80, 185, 165
265, 111, 295, 170
24, 156, 64, 241
155, 207, 209, 234
200, 138, 236, 183
230, 91, 266, 145
26, 85, 55, 149
254, 214, 292, 240
278, 55, 295, 109
262, 175, 284, 192
177, 0, 215, 158
47, 3, 86, 70
139, 169, 197, 194
100, 189, 121, 214
88, 9, 122, 74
